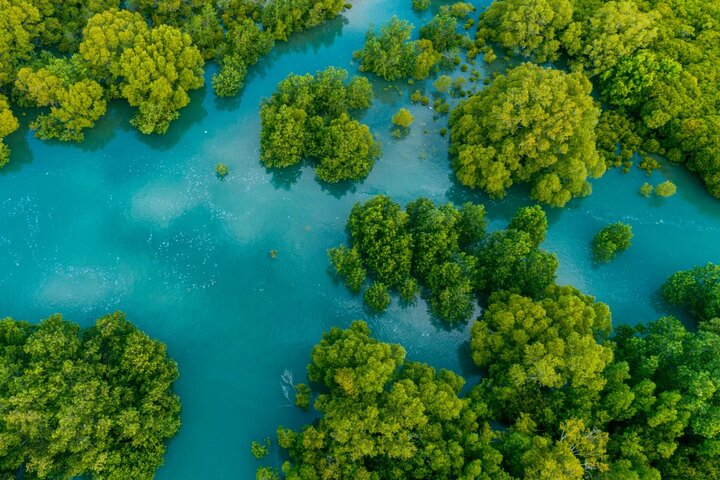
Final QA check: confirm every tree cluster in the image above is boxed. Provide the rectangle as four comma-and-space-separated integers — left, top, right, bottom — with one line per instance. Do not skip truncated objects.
449, 62, 604, 207
269, 321, 509, 479
260, 67, 379, 183
0, 312, 180, 479
476, 0, 720, 200
329, 196, 557, 323
0, 0, 351, 167
257, 263, 720, 479
354, 12, 466, 81
662, 263, 720, 323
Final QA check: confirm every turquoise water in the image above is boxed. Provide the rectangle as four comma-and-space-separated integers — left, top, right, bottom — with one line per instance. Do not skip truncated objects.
1, 1, 719, 477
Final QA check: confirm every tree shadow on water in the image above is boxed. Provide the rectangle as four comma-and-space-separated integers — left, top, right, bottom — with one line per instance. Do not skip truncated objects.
213, 86, 248, 112
75, 101, 134, 153
456, 339, 482, 380
1, 122, 33, 175
319, 178, 358, 199
268, 163, 303, 190
445, 171, 535, 221
134, 86, 209, 151
273, 15, 349, 57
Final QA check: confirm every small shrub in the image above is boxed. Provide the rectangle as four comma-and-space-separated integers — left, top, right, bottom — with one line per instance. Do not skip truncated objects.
295, 383, 311, 410
483, 46, 496, 64
412, 0, 431, 11
434, 75, 452, 93
256, 467, 280, 480
251, 438, 270, 459
433, 98, 450, 115
215, 163, 229, 178
655, 180, 677, 197
392, 108, 415, 128
640, 183, 653, 197
592, 222, 633, 263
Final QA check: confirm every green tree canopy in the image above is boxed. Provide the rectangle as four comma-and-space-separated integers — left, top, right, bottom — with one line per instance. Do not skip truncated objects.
475, 229, 557, 298
474, 0, 720, 201
476, 0, 574, 63
391, 108, 415, 129
471, 285, 613, 429
0, 312, 180, 479
331, 196, 559, 323
507, 205, 548, 247
262, 0, 347, 41
260, 67, 378, 183
581, 1, 659, 76
591, 222, 633, 263
347, 195, 414, 288
355, 16, 416, 81
275, 321, 509, 480
212, 18, 274, 97
605, 316, 720, 477
662, 263, 720, 323
0, 0, 41, 87
0, 93, 19, 167
449, 63, 604, 207
15, 65, 107, 142
354, 16, 442, 81
79, 8, 149, 89
119, 25, 205, 134
419, 11, 460, 53
0, 0, 350, 166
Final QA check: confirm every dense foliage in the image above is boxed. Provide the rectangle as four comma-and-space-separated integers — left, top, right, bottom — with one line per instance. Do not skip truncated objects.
213, 18, 274, 98
662, 263, 720, 323
0, 94, 18, 167
258, 302, 720, 479
330, 196, 557, 323
476, 0, 574, 63
591, 222, 633, 263
0, 0, 351, 168
0, 312, 180, 479
354, 12, 466, 81
259, 67, 379, 183
271, 321, 509, 479
476, 0, 720, 200
471, 285, 613, 428
250, 196, 718, 480
449, 63, 604, 207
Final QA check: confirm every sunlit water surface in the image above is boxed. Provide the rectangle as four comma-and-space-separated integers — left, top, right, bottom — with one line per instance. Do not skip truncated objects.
1, 1, 719, 477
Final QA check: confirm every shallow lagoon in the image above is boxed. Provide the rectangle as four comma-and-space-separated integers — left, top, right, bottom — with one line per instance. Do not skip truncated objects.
1, 0, 720, 477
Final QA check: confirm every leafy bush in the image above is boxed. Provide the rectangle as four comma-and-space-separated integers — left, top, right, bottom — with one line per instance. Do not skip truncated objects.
592, 222, 633, 263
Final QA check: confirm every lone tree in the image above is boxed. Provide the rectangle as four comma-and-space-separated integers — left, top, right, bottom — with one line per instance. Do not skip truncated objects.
392, 108, 415, 128
591, 222, 633, 263
449, 63, 604, 207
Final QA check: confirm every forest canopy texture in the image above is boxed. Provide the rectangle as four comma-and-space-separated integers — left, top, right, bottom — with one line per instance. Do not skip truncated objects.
475, 0, 720, 200
260, 308, 720, 479
330, 196, 557, 322
260, 197, 720, 479
449, 62, 604, 207
259, 67, 379, 183
0, 312, 180, 480
0, 0, 350, 168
